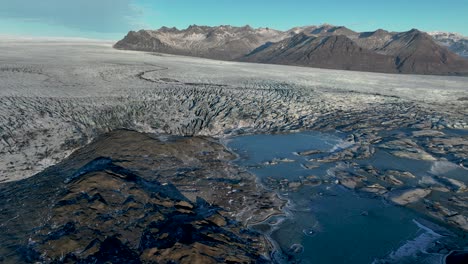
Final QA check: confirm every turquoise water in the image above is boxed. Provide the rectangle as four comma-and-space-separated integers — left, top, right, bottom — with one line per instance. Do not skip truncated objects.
227, 131, 464, 264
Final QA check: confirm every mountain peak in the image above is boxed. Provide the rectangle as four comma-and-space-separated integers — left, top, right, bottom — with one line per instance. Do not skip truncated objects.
159, 26, 179, 33
359, 29, 391, 38
407, 28, 423, 34
241, 25, 253, 30
311, 24, 336, 34
307, 25, 357, 36
374, 29, 390, 35
320, 23, 336, 27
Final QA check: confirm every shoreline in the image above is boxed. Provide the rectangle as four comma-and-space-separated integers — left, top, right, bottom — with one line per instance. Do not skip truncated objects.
222, 128, 468, 263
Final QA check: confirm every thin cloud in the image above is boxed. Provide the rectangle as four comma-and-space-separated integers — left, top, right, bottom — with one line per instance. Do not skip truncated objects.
0, 0, 143, 33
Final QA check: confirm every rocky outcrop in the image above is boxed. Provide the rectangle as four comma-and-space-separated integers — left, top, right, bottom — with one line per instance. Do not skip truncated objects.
0, 130, 280, 263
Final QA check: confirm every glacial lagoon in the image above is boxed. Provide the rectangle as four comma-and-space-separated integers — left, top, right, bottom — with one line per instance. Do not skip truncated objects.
227, 130, 468, 264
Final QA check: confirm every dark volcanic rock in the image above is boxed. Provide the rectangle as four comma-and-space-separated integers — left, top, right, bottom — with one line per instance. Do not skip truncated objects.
0, 130, 280, 264
26, 167, 265, 263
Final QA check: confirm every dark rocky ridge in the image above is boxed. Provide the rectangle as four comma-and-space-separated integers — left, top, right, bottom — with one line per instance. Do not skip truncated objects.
0, 130, 282, 263
243, 34, 398, 73
115, 25, 468, 75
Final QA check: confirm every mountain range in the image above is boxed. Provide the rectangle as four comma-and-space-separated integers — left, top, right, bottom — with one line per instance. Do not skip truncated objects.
114, 25, 286, 61
114, 24, 468, 75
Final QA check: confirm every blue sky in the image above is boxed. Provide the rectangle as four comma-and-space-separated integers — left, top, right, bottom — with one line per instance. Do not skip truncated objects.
0, 0, 467, 40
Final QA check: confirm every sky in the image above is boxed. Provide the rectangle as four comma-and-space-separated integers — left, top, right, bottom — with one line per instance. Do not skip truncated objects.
0, 0, 467, 40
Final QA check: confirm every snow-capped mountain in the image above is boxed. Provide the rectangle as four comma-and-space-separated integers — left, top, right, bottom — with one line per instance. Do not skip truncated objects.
428, 31, 468, 57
